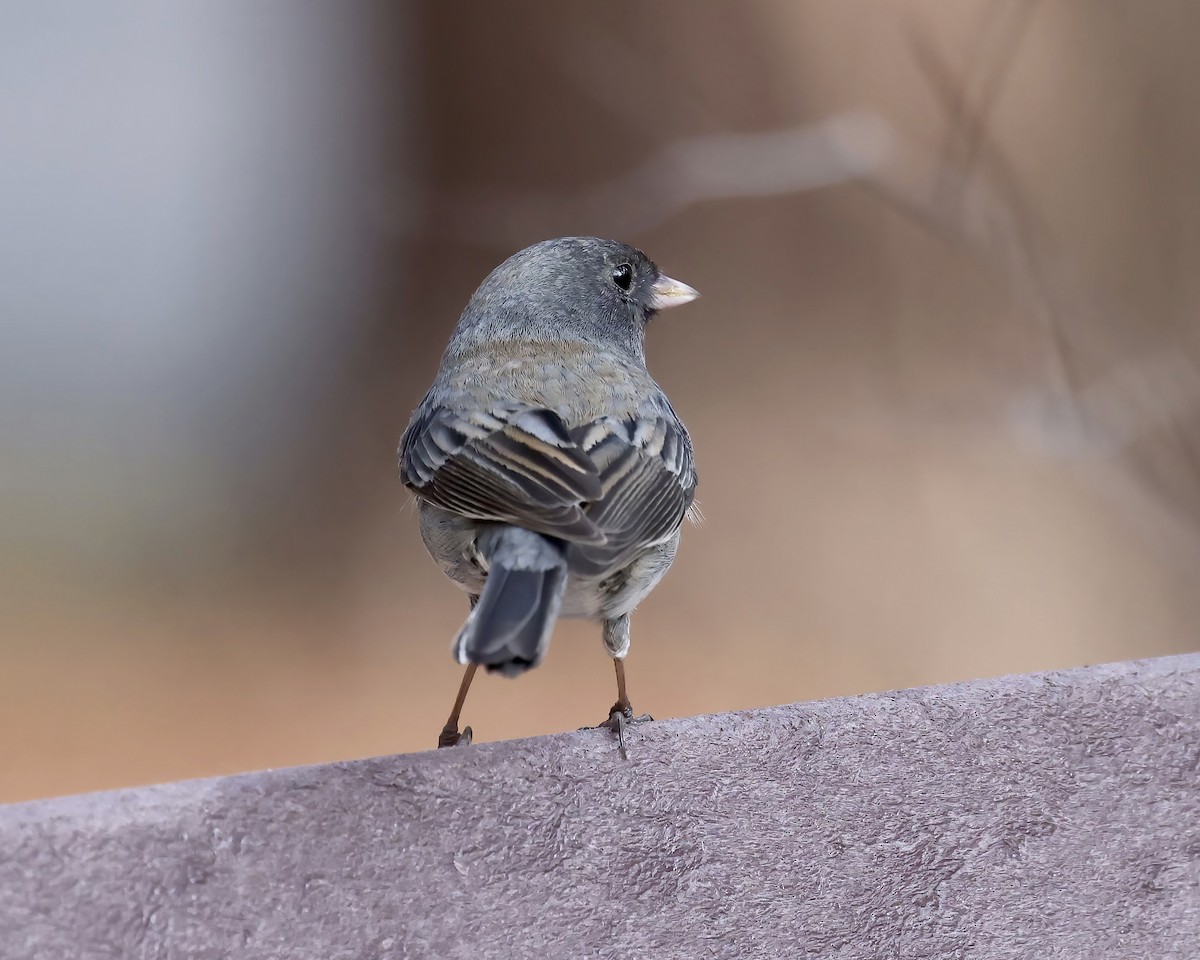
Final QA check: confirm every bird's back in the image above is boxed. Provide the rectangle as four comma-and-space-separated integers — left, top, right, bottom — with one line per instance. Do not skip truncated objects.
402, 337, 695, 578
432, 339, 670, 429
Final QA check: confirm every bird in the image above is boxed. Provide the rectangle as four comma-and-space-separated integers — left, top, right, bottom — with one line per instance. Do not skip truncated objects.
398, 237, 700, 757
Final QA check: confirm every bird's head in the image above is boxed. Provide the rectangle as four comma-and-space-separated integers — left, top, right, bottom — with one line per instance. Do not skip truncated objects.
451, 237, 699, 360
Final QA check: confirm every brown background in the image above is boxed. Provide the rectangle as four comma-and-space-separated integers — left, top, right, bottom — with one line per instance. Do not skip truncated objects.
4, 1, 1199, 803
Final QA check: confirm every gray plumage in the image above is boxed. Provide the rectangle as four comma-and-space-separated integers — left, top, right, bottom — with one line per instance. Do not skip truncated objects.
400, 237, 699, 680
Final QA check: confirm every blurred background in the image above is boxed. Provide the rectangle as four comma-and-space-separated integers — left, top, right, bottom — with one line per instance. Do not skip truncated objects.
4, 1, 1199, 803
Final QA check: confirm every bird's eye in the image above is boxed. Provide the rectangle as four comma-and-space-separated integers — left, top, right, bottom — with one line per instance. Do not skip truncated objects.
611, 263, 634, 291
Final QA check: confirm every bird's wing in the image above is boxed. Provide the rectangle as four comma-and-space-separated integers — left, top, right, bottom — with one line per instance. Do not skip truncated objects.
399, 402, 607, 543
568, 412, 697, 575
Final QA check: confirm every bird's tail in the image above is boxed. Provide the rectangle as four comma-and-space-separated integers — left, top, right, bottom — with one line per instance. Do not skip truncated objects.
453, 526, 568, 678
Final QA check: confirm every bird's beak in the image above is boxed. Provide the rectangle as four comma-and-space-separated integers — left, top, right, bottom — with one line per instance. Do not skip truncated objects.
648, 274, 700, 311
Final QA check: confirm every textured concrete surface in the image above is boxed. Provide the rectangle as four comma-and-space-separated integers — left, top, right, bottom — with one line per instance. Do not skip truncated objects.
2, 654, 1198, 960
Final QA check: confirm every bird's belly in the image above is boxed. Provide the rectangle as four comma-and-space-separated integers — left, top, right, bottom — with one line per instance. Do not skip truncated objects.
560, 533, 681, 620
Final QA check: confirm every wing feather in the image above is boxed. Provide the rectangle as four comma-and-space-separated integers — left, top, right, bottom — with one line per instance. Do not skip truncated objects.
400, 403, 605, 543
400, 401, 697, 570
568, 414, 696, 575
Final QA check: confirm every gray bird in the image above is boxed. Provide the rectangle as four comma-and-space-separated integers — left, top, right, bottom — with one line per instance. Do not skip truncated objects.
398, 237, 700, 756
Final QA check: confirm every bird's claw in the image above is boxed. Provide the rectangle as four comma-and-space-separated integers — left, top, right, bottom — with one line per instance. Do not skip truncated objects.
608, 708, 630, 761
590, 700, 653, 761
438, 723, 473, 749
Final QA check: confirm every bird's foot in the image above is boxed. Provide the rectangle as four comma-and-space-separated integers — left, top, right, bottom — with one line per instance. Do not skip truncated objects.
438, 722, 473, 749
589, 699, 653, 761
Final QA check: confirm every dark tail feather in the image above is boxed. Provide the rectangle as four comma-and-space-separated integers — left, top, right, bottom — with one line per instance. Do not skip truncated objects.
454, 529, 567, 677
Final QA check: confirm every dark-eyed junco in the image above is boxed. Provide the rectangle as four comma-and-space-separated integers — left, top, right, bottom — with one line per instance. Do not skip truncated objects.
399, 237, 699, 757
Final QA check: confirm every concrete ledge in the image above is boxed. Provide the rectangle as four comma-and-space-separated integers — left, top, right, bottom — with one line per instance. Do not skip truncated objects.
2, 654, 1199, 959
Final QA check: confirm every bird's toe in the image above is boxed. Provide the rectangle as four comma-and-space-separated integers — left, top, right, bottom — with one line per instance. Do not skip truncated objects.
438, 723, 473, 748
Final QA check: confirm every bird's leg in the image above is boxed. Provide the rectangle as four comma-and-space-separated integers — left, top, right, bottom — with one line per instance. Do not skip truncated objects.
438, 594, 480, 748
438, 663, 477, 748
591, 615, 653, 760
611, 656, 632, 720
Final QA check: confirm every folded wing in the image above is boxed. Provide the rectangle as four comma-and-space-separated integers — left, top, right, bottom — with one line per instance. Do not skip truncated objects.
400, 403, 606, 543
400, 402, 697, 569
568, 414, 696, 575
